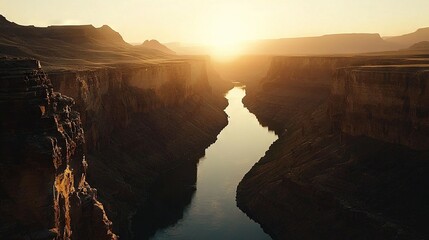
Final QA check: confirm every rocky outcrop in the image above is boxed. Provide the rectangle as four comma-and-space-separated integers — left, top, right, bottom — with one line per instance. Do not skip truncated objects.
238, 55, 429, 239
46, 59, 229, 238
0, 58, 116, 239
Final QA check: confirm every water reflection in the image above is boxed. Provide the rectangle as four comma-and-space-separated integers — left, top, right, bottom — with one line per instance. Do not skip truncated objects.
134, 86, 278, 239
131, 161, 198, 239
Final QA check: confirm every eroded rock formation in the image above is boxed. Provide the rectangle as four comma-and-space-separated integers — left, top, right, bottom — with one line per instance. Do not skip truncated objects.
0, 58, 117, 239
238, 54, 429, 239
44, 59, 229, 238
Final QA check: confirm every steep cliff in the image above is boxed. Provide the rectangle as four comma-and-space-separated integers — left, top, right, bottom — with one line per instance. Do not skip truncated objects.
46, 59, 229, 238
238, 55, 429, 239
0, 58, 116, 239
330, 66, 429, 150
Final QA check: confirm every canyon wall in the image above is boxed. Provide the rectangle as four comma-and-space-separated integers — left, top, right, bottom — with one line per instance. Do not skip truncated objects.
46, 59, 229, 238
48, 60, 212, 151
238, 55, 429, 239
330, 66, 429, 150
0, 59, 116, 239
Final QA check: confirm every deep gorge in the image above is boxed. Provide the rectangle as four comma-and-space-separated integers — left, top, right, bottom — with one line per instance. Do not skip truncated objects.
1, 13, 428, 239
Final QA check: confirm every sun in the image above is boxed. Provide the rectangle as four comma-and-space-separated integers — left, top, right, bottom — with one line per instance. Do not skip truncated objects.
206, 6, 249, 60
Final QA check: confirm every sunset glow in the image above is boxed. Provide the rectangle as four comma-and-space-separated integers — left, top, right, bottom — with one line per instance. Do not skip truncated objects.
1, 0, 428, 239
2, 0, 428, 48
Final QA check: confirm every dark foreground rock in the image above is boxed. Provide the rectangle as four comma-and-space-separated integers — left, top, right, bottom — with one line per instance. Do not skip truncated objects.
0, 58, 117, 239
237, 54, 429, 239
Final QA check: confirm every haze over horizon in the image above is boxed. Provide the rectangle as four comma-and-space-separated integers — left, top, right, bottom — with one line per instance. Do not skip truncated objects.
1, 0, 429, 46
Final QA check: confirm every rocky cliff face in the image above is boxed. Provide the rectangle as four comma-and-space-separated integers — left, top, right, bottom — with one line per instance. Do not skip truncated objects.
0, 58, 116, 239
330, 66, 429, 150
242, 56, 355, 133
45, 59, 229, 238
238, 55, 429, 239
48, 60, 212, 151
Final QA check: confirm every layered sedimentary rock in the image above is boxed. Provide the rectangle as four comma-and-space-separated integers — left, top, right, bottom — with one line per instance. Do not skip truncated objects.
0, 58, 116, 239
238, 55, 429, 239
330, 66, 429, 150
45, 59, 229, 238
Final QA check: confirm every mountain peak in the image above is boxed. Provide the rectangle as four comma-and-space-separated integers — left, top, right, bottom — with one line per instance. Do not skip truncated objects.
141, 39, 175, 54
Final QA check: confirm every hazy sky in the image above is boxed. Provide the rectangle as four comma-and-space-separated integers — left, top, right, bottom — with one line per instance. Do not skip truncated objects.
1, 0, 428, 45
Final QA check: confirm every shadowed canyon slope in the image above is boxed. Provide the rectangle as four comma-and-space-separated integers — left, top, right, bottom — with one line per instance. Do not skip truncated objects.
237, 51, 429, 239
0, 15, 232, 238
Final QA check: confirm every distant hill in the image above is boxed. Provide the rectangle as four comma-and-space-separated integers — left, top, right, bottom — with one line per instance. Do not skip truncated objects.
164, 42, 211, 55
408, 41, 429, 50
168, 28, 429, 56
244, 33, 400, 55
385, 27, 429, 47
140, 40, 175, 54
0, 15, 173, 68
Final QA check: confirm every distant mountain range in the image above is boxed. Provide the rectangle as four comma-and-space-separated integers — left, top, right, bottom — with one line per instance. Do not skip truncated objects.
408, 41, 429, 50
244, 33, 396, 55
1, 14, 428, 60
0, 15, 175, 68
385, 28, 429, 46
167, 28, 429, 56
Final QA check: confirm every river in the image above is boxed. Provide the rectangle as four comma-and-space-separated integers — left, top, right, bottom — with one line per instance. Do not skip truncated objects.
133, 86, 278, 239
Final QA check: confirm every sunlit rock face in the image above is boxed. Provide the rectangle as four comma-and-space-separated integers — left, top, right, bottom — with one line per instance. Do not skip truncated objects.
0, 58, 116, 239
238, 55, 429, 239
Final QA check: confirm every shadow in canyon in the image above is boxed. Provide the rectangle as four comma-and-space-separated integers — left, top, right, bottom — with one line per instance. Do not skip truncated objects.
131, 159, 198, 239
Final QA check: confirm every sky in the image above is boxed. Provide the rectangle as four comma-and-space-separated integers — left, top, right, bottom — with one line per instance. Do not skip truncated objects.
1, 0, 429, 46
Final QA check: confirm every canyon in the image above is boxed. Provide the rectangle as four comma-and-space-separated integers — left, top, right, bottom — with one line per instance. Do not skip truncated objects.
0, 15, 232, 239
238, 52, 429, 239
1, 12, 429, 240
